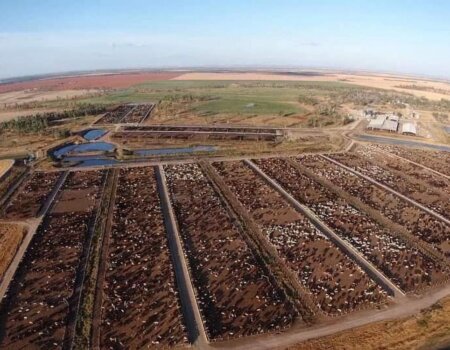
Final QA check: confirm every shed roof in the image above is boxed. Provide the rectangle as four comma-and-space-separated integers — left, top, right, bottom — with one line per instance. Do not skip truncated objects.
381, 120, 398, 132
367, 116, 385, 129
401, 122, 417, 135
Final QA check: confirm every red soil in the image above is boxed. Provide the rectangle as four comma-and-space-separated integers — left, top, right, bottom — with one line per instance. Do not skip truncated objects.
0, 72, 182, 93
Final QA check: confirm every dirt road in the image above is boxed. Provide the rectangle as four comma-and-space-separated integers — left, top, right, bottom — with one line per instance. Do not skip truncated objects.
215, 284, 450, 350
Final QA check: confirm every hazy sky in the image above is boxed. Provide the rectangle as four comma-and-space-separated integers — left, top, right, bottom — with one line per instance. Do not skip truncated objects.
1, 0, 449, 79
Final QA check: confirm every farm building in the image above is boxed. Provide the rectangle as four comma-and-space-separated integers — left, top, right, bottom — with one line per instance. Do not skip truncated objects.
401, 122, 417, 135
367, 115, 386, 130
387, 114, 400, 122
381, 120, 399, 132
367, 114, 398, 132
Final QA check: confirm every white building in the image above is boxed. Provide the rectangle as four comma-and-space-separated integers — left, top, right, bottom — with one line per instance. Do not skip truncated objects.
401, 122, 417, 135
381, 120, 399, 132
367, 115, 386, 130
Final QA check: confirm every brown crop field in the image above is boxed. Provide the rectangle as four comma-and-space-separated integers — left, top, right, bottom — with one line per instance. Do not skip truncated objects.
98, 166, 188, 348
0, 72, 182, 93
164, 163, 297, 340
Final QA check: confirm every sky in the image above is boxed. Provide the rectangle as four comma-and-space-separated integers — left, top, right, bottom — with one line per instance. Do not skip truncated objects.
1, 0, 450, 80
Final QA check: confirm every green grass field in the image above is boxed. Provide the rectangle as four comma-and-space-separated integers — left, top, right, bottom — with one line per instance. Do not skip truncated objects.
77, 80, 360, 117
23, 79, 439, 128
193, 97, 299, 116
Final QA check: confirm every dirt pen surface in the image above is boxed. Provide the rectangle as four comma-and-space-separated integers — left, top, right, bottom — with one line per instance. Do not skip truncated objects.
0, 224, 25, 283
0, 143, 448, 349
318, 154, 450, 258
296, 155, 450, 290
0, 170, 105, 349
212, 160, 387, 315
99, 167, 188, 348
164, 163, 297, 340
1, 171, 61, 219
95, 103, 155, 125
0, 72, 182, 93
0, 163, 26, 203
329, 152, 450, 219
355, 145, 450, 190
374, 144, 450, 176
255, 157, 449, 293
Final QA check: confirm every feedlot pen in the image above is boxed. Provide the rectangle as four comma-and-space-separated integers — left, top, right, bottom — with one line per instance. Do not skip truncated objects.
0, 144, 449, 349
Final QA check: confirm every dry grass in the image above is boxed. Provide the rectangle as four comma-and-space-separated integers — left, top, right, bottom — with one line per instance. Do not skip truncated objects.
0, 115, 97, 158
173, 72, 450, 101
172, 72, 324, 81
0, 159, 14, 178
286, 297, 450, 350
0, 224, 25, 281
0, 89, 98, 108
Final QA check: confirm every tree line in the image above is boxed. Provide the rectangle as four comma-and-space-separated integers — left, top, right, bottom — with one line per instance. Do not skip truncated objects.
0, 103, 106, 134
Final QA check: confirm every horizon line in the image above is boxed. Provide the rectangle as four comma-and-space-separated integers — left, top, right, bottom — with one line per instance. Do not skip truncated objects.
1, 65, 450, 85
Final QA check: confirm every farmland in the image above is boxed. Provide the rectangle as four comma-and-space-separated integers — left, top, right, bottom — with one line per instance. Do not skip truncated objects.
211, 160, 387, 315
0, 170, 105, 349
354, 145, 450, 196
0, 72, 182, 94
373, 145, 450, 176
327, 151, 450, 219
164, 163, 297, 339
304, 154, 450, 258
120, 103, 155, 124
254, 157, 449, 292
114, 125, 282, 142
77, 80, 356, 128
0, 140, 449, 348
1, 171, 62, 219
98, 167, 188, 348
94, 104, 134, 124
